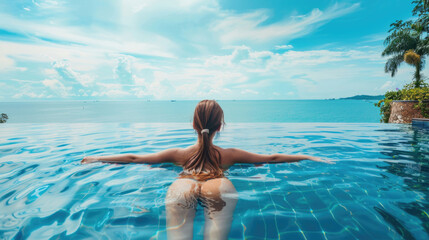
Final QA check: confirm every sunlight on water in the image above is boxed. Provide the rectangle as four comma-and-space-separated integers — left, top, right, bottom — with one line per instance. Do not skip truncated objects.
0, 123, 428, 239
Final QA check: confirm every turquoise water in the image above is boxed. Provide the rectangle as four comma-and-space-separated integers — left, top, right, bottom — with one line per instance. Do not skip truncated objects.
0, 123, 428, 239
0, 100, 380, 123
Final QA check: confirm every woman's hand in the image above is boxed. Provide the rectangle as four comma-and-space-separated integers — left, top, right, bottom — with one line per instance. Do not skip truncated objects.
307, 156, 335, 164
81, 156, 98, 164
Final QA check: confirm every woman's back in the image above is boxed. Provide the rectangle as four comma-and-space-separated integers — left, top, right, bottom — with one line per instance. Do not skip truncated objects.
81, 99, 332, 240
175, 145, 233, 171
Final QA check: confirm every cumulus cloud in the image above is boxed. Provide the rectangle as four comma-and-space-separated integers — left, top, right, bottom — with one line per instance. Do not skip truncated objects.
42, 79, 69, 97
12, 83, 49, 99
114, 57, 134, 85
52, 61, 94, 87
3, 0, 426, 100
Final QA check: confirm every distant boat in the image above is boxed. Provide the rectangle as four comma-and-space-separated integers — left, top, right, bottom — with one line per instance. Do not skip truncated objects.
170, 100, 176, 102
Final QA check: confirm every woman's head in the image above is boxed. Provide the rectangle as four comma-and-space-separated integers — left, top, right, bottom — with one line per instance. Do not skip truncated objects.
192, 100, 224, 137
182, 100, 224, 180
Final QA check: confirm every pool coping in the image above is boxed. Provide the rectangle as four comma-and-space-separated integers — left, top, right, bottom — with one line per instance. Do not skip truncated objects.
412, 118, 429, 128
392, 100, 429, 102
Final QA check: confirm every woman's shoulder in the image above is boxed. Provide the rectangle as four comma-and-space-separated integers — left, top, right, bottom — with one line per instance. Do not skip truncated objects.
173, 145, 197, 166
214, 146, 240, 166
175, 145, 241, 166
215, 146, 242, 155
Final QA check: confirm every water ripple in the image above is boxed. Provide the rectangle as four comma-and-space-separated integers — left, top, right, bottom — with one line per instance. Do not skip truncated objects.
0, 123, 428, 239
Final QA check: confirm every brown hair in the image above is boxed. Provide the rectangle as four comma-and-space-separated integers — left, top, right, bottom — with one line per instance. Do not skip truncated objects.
182, 100, 225, 180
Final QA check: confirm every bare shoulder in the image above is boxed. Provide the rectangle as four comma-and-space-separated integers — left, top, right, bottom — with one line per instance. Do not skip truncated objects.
173, 145, 197, 166
221, 147, 246, 157
215, 147, 239, 165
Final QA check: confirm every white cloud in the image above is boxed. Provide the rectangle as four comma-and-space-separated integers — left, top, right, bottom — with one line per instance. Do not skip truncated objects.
7, 1, 425, 100
52, 61, 94, 87
42, 79, 69, 97
133, 62, 160, 71
212, 3, 360, 46
0, 45, 16, 71
0, 41, 113, 72
12, 83, 48, 99
241, 89, 259, 95
0, 12, 177, 59
132, 88, 150, 98
275, 45, 293, 50
134, 76, 146, 86
380, 81, 395, 91
91, 89, 131, 97
114, 57, 133, 82
363, 33, 388, 43
0, 1, 361, 63
12, 92, 46, 98
32, 0, 61, 9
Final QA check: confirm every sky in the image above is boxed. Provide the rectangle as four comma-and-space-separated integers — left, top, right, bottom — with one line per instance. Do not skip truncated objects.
0, 0, 427, 101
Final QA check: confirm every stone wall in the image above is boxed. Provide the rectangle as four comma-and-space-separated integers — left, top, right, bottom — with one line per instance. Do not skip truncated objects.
389, 101, 425, 123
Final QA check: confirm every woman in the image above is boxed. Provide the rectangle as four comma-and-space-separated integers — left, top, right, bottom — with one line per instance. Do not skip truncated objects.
81, 100, 332, 239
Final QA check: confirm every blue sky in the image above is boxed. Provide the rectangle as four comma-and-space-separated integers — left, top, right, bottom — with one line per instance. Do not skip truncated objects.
0, 0, 426, 100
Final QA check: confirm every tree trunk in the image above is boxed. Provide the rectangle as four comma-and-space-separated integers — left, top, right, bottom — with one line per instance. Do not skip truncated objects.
414, 62, 422, 88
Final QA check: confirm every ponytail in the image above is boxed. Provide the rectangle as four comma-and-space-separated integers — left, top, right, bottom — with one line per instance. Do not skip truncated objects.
182, 100, 224, 180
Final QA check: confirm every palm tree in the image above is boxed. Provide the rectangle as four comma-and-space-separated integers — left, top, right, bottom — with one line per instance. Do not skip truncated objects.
382, 0, 429, 88
382, 20, 428, 88
421, 0, 428, 10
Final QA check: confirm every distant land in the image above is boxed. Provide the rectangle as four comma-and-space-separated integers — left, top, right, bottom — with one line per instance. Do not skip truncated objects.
326, 95, 384, 100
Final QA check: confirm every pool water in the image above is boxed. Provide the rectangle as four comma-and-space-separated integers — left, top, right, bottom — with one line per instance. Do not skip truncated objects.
0, 123, 428, 239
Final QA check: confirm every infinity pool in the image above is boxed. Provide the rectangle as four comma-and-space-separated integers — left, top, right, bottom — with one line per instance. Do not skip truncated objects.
0, 123, 428, 239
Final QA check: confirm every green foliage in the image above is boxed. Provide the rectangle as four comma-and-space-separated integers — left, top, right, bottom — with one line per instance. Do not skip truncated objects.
375, 87, 429, 122
0, 113, 8, 123
377, 0, 429, 122
382, 0, 429, 88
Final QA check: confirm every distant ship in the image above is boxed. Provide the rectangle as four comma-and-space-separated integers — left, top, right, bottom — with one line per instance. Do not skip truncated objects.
170, 100, 176, 102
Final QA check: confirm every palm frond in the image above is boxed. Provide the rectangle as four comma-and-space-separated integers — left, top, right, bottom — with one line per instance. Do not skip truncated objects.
383, 30, 419, 57
416, 38, 429, 55
385, 54, 404, 77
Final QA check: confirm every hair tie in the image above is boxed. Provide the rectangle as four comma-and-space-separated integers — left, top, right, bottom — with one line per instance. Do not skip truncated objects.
201, 129, 209, 134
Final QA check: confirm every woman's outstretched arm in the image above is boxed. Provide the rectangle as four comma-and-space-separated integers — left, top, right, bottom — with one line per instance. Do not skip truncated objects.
81, 148, 180, 164
227, 148, 334, 164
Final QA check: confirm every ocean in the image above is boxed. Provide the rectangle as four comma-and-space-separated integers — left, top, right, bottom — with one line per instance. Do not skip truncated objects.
0, 100, 381, 123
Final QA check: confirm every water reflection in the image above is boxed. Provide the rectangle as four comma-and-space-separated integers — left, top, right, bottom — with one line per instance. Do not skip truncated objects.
165, 177, 238, 240
378, 125, 429, 236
